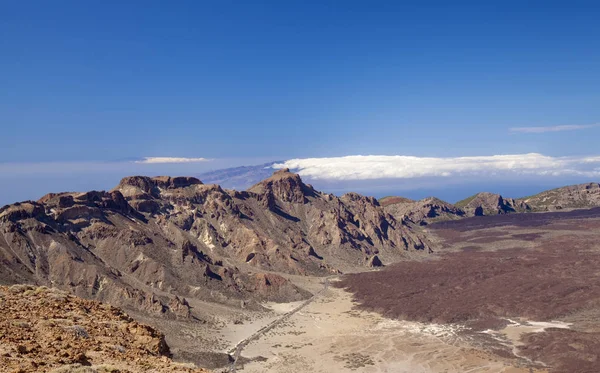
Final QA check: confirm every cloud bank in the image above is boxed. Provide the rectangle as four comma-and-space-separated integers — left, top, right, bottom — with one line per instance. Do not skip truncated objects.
509, 124, 600, 133
135, 157, 211, 164
273, 154, 600, 180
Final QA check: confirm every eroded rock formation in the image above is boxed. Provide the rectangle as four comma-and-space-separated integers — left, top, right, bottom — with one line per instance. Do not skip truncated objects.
0, 171, 432, 318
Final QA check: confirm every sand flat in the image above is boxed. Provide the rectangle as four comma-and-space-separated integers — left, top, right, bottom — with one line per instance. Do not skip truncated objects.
232, 286, 542, 373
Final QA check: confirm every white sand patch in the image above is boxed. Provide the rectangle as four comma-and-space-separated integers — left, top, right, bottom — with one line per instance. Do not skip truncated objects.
134, 253, 147, 261
200, 229, 216, 249
525, 321, 572, 332
373, 319, 468, 339
500, 318, 572, 340
481, 318, 573, 365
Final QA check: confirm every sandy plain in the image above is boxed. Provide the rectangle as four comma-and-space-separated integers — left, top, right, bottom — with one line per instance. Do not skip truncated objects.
220, 282, 542, 373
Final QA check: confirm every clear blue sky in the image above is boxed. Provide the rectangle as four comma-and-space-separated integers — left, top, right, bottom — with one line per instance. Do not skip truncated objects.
1, 1, 600, 204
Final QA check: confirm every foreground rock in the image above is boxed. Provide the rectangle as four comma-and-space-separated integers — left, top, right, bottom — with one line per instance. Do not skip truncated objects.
0, 284, 209, 372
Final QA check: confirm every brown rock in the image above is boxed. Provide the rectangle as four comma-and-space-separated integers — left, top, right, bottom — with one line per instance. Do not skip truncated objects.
0, 285, 208, 372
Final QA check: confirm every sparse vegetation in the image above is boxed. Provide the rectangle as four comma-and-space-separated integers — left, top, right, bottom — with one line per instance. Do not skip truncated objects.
377, 196, 414, 207
454, 193, 479, 208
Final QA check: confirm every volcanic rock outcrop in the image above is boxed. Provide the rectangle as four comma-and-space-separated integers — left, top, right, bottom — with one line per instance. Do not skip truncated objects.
0, 171, 432, 318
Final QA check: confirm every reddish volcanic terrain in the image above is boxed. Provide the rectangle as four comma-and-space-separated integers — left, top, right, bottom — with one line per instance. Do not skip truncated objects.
337, 208, 600, 373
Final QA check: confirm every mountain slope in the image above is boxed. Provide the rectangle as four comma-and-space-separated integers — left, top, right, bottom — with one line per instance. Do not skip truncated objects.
0, 171, 432, 320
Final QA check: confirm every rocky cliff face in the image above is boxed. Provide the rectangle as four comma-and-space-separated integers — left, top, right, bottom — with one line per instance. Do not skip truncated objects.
517, 182, 600, 211
0, 171, 432, 319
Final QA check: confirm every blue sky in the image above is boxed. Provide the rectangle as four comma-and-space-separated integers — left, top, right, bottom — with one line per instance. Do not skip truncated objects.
2, 1, 600, 204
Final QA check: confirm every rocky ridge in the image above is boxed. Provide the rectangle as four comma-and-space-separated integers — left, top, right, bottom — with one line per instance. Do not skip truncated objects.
380, 182, 600, 225
0, 170, 432, 320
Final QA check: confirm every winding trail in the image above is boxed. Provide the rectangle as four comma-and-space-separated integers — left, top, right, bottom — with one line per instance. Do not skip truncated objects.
227, 277, 331, 372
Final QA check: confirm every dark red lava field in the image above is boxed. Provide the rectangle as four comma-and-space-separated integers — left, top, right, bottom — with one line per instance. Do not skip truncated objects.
338, 208, 600, 373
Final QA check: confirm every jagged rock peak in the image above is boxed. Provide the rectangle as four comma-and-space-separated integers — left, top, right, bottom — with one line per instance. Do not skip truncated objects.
117, 176, 202, 192
152, 176, 203, 189
116, 176, 158, 194
341, 192, 380, 206
248, 168, 316, 203
0, 201, 46, 222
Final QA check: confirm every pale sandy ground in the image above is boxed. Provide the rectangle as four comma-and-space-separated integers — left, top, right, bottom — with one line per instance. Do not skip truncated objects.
219, 281, 546, 373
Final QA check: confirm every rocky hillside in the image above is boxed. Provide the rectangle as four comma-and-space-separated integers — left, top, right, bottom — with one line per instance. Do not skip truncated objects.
0, 170, 432, 319
0, 284, 209, 373
517, 182, 600, 211
381, 197, 465, 225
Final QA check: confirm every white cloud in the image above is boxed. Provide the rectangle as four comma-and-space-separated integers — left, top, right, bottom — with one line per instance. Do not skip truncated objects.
135, 157, 211, 164
273, 154, 600, 180
509, 124, 600, 133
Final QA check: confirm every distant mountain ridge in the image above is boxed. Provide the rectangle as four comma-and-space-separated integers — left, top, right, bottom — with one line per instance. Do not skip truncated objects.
517, 182, 600, 211
381, 182, 600, 225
